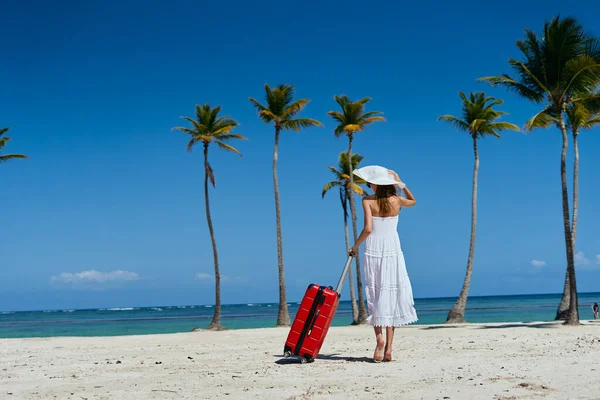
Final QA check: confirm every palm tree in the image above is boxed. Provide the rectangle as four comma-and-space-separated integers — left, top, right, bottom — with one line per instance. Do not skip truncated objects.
173, 104, 247, 331
0, 127, 27, 163
249, 84, 323, 327
322, 152, 368, 324
328, 95, 385, 324
438, 92, 519, 323
479, 15, 600, 325
524, 99, 600, 319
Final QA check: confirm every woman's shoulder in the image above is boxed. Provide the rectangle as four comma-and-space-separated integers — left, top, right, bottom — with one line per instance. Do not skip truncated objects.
363, 195, 376, 201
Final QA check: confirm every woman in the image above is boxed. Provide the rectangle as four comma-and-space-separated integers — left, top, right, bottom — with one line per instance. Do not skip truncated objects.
348, 165, 418, 362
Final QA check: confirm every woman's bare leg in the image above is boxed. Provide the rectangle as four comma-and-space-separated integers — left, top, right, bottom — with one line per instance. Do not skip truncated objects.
384, 327, 395, 361
373, 327, 384, 361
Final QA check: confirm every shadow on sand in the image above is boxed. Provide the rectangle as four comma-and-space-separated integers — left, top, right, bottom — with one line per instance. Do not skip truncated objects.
420, 322, 562, 331
273, 353, 375, 364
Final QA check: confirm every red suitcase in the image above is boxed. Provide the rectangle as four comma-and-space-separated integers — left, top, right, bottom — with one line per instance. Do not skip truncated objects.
283, 255, 354, 363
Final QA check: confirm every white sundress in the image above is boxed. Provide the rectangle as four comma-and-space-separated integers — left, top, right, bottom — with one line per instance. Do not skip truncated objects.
363, 215, 418, 327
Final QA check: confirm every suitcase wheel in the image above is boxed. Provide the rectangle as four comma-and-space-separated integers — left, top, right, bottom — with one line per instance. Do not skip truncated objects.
301, 355, 314, 364
283, 350, 292, 358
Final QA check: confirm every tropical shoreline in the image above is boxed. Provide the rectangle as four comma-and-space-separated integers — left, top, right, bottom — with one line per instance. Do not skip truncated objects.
2, 292, 600, 339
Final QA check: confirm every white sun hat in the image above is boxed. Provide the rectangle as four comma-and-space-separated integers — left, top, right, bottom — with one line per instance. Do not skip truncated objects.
353, 165, 406, 188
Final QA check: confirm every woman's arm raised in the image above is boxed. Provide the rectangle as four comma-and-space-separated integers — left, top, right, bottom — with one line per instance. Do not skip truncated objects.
400, 186, 416, 207
388, 169, 416, 208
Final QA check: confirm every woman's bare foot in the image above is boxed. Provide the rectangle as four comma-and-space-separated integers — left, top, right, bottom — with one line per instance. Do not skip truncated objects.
384, 350, 393, 362
373, 338, 385, 362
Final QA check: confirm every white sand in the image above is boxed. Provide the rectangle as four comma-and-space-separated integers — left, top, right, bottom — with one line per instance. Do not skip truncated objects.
2, 321, 600, 399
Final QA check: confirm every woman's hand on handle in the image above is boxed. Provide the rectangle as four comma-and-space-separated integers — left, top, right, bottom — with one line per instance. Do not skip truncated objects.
348, 246, 358, 257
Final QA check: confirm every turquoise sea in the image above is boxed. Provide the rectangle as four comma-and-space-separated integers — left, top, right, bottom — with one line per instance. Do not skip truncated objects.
1, 292, 599, 339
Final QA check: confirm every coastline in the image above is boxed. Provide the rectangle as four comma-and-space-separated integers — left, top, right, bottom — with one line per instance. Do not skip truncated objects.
2, 321, 599, 399
3, 292, 600, 339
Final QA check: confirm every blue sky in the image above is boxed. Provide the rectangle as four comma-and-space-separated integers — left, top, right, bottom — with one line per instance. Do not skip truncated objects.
2, 0, 600, 311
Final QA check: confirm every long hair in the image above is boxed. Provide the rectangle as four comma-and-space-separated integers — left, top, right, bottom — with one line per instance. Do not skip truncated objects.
374, 184, 398, 215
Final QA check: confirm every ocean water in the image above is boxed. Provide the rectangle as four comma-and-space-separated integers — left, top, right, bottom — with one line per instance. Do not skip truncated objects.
1, 293, 599, 339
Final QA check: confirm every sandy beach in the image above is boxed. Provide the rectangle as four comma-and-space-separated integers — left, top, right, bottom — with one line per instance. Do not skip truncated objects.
2, 321, 600, 400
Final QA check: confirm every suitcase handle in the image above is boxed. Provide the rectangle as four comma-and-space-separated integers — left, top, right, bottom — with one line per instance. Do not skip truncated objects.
335, 254, 354, 295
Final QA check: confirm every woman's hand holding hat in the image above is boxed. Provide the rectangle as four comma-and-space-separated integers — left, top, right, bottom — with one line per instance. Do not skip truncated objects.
388, 169, 406, 189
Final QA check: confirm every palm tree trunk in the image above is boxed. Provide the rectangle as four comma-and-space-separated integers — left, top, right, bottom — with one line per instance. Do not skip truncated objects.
572, 131, 579, 249
273, 126, 290, 326
204, 144, 223, 331
343, 189, 359, 324
555, 130, 579, 321
555, 272, 570, 320
557, 117, 579, 325
446, 136, 478, 323
346, 134, 368, 324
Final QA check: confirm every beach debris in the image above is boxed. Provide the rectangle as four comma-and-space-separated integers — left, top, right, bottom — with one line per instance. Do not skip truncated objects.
116, 360, 122, 364
187, 356, 193, 360
519, 382, 531, 388
155, 361, 162, 364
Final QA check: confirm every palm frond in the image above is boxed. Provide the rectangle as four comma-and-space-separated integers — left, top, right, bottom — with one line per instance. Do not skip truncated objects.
174, 104, 244, 155
179, 116, 206, 134
561, 56, 600, 98
439, 91, 518, 139
282, 118, 323, 131
339, 188, 349, 219
216, 142, 243, 156
282, 99, 310, 118
583, 115, 600, 128
524, 107, 557, 132
328, 95, 384, 137
0, 136, 11, 150
573, 93, 600, 114
322, 181, 341, 198
327, 165, 343, 179
358, 110, 384, 120
172, 126, 197, 136
186, 135, 211, 152
323, 151, 367, 202
478, 74, 545, 103
0, 127, 27, 162
205, 162, 215, 187
248, 97, 267, 112
354, 97, 373, 105
438, 115, 470, 132
359, 116, 386, 126
333, 95, 352, 108
215, 133, 248, 141
0, 154, 27, 163
487, 121, 521, 133
509, 59, 551, 96
567, 98, 600, 132
350, 183, 365, 195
